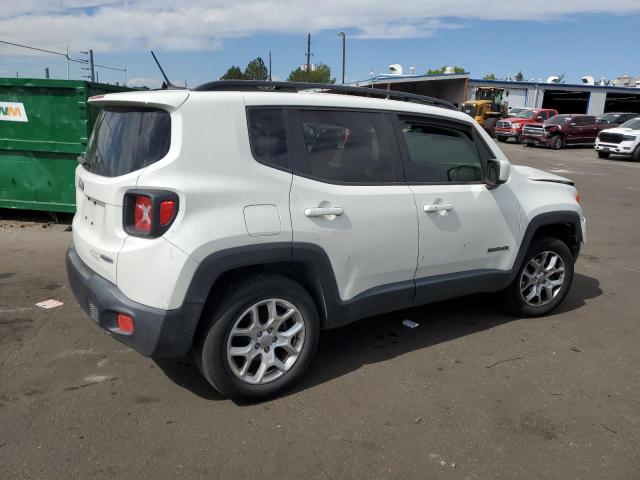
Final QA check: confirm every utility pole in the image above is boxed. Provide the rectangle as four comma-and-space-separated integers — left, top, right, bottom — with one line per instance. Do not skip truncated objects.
66, 45, 70, 79
89, 49, 95, 82
337, 32, 346, 84
44, 68, 50, 79
306, 33, 311, 82
268, 51, 272, 81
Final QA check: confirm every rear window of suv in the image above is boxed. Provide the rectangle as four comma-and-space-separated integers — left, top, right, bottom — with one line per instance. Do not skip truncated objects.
83, 107, 171, 177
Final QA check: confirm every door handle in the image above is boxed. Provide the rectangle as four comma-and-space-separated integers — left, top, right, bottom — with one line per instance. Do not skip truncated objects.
424, 203, 454, 213
304, 207, 344, 217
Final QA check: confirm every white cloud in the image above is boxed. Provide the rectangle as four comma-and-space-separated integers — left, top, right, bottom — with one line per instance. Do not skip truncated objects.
2, 0, 639, 52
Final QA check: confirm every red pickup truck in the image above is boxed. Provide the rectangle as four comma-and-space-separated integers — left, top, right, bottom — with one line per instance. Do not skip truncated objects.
521, 114, 614, 150
495, 108, 558, 143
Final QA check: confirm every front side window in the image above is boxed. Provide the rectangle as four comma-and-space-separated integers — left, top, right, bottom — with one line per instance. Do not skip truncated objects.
293, 110, 398, 184
400, 120, 484, 183
247, 108, 289, 170
84, 107, 170, 177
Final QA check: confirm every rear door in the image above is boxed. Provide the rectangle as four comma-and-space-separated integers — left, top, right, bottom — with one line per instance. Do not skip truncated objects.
288, 108, 418, 303
394, 114, 519, 298
73, 100, 179, 283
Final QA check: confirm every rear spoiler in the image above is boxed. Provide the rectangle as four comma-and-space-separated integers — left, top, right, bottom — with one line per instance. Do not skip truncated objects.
88, 90, 189, 112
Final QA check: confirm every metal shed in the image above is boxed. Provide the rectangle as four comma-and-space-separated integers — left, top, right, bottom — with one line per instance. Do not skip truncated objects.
468, 79, 640, 115
351, 73, 470, 108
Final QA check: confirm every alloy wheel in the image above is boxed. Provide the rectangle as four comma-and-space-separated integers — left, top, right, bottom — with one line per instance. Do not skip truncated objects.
226, 298, 306, 384
520, 251, 565, 307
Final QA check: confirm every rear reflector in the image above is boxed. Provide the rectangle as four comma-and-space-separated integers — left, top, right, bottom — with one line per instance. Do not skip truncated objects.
117, 313, 134, 334
159, 200, 176, 226
134, 195, 152, 232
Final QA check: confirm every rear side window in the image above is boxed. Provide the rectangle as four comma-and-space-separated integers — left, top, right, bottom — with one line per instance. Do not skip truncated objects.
400, 120, 484, 183
292, 110, 399, 184
247, 108, 289, 170
84, 107, 170, 177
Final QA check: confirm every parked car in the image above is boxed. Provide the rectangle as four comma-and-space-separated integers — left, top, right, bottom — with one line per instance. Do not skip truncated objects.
495, 108, 558, 143
66, 81, 586, 400
595, 116, 640, 161
522, 114, 613, 149
596, 112, 640, 127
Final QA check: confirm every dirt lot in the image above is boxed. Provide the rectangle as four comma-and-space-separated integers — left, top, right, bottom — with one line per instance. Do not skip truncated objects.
1, 143, 639, 479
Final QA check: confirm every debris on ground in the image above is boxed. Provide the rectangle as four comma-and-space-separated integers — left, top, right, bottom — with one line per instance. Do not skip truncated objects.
35, 299, 64, 309
402, 319, 419, 329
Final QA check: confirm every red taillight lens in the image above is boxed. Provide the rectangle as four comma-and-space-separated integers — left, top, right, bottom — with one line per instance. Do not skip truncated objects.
117, 313, 134, 334
159, 200, 176, 226
134, 195, 153, 232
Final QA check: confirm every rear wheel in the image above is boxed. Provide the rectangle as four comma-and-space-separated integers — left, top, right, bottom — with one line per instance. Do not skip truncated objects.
195, 274, 320, 401
632, 145, 640, 162
597, 151, 610, 159
506, 236, 574, 317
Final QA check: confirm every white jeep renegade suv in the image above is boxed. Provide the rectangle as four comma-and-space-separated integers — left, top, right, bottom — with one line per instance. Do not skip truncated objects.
67, 81, 586, 400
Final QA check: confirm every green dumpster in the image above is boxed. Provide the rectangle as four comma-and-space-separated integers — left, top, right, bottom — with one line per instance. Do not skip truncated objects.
0, 78, 134, 213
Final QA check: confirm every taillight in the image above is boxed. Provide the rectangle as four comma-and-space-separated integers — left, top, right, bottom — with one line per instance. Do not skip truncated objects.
159, 200, 176, 226
123, 190, 179, 237
134, 195, 153, 232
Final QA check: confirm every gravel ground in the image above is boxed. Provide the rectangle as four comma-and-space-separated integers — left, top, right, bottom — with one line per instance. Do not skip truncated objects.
1, 143, 639, 479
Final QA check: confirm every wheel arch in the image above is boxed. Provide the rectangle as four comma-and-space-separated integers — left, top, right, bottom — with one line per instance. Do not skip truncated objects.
185, 243, 338, 349
510, 210, 582, 283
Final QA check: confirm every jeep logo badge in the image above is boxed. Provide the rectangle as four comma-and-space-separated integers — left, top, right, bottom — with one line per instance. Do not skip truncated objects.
78, 178, 85, 191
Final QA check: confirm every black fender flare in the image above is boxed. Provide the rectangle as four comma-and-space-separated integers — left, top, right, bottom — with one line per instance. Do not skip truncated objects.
507, 210, 582, 284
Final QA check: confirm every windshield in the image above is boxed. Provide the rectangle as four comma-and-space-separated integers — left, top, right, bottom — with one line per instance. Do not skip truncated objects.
597, 113, 621, 124
84, 107, 171, 177
515, 110, 535, 119
509, 108, 525, 115
546, 115, 572, 126
621, 118, 640, 130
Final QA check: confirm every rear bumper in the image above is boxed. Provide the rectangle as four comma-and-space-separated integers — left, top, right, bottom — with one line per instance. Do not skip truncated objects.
66, 246, 202, 357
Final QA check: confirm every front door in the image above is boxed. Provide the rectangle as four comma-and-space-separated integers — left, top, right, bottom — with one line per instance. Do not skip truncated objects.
287, 109, 419, 307
394, 115, 520, 301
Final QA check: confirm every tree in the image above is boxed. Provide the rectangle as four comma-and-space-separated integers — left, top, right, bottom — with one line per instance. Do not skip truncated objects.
220, 65, 244, 80
483, 73, 496, 80
243, 57, 269, 81
287, 63, 335, 84
515, 70, 524, 81
426, 66, 466, 75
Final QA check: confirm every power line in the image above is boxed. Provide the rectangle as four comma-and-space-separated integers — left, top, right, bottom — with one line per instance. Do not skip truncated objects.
0, 38, 127, 82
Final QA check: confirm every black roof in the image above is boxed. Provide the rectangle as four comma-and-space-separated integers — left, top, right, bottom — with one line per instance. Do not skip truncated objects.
192, 80, 456, 110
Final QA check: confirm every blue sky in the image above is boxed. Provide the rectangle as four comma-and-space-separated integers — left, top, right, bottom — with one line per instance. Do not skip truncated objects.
1, 1, 639, 87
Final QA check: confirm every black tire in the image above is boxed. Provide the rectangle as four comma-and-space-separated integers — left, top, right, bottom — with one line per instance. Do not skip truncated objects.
550, 135, 563, 150
632, 145, 640, 162
525, 142, 534, 147
484, 118, 498, 137
497, 136, 507, 143
505, 236, 575, 317
195, 274, 320, 401
597, 151, 610, 159
516, 133, 524, 144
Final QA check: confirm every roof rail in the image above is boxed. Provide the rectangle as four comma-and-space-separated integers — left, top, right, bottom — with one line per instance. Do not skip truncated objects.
192, 80, 457, 110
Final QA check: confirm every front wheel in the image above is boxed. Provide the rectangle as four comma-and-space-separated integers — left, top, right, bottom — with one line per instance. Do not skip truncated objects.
632, 145, 640, 162
516, 133, 524, 144
497, 136, 507, 143
550, 135, 563, 150
597, 151, 610, 159
506, 237, 575, 317
195, 274, 320, 401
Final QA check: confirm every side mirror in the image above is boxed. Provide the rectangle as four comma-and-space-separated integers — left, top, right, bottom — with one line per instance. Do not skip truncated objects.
570, 122, 577, 126
536, 116, 544, 121
486, 159, 510, 189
